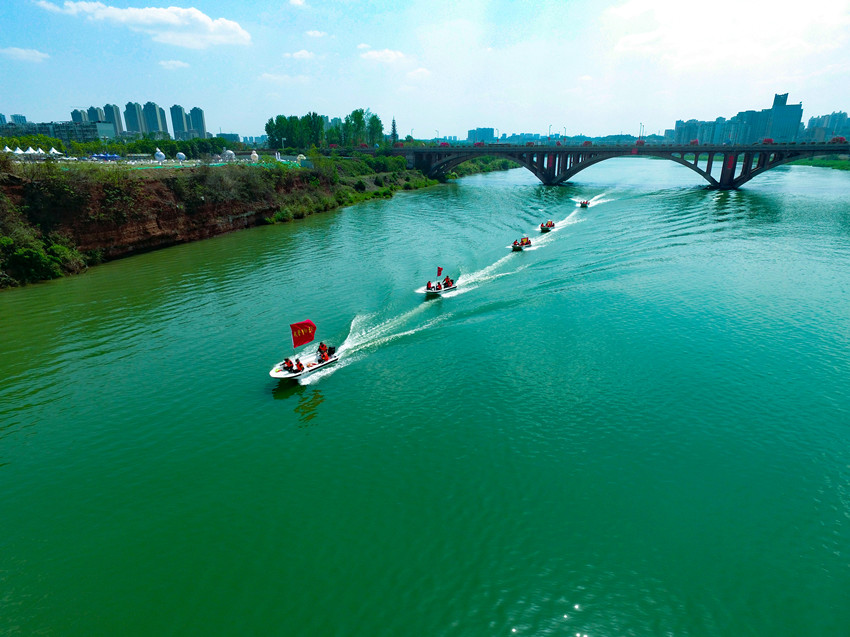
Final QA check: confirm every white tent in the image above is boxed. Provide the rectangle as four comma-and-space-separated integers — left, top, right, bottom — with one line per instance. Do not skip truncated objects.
14, 147, 24, 155
49, 147, 63, 155
2, 146, 12, 153
24, 147, 37, 155
35, 148, 46, 155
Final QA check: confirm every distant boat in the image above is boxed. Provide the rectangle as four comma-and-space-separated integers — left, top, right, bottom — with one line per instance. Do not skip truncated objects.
540, 220, 555, 233
511, 237, 532, 251
579, 200, 589, 208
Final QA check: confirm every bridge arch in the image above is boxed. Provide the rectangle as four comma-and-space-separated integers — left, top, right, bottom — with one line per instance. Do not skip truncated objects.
403, 142, 849, 190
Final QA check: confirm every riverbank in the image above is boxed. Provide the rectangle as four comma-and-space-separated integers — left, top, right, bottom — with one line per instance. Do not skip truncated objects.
788, 156, 850, 170
0, 153, 437, 288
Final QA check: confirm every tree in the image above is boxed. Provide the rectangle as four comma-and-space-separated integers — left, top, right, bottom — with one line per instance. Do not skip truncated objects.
367, 114, 384, 146
391, 118, 398, 145
350, 109, 366, 145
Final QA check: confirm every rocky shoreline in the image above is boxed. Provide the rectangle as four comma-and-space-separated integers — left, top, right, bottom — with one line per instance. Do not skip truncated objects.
0, 156, 437, 287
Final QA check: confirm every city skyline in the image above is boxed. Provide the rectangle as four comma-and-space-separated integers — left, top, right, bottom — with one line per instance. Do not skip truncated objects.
1, 0, 849, 140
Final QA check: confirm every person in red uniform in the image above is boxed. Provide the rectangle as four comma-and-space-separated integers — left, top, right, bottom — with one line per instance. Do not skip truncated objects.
295, 359, 304, 372
283, 358, 294, 372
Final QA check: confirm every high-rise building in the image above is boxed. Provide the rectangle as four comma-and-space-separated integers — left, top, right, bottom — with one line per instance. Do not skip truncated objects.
124, 102, 145, 133
143, 101, 168, 137
766, 93, 803, 142
467, 127, 495, 143
11, 114, 27, 125
71, 109, 89, 123
170, 104, 189, 140
189, 107, 207, 139
0, 113, 5, 125
103, 104, 124, 136
87, 106, 106, 122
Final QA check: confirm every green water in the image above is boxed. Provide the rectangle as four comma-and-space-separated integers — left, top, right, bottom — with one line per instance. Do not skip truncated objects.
2, 160, 849, 636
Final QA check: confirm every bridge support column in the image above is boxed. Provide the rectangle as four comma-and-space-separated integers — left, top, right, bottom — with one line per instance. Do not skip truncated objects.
718, 152, 737, 189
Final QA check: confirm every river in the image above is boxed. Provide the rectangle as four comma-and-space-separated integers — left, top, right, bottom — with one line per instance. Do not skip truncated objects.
2, 159, 849, 636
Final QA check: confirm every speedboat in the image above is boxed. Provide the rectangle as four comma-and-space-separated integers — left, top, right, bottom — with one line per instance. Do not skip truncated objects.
270, 346, 338, 379
421, 283, 457, 296
512, 237, 532, 250
579, 200, 589, 208
540, 221, 554, 232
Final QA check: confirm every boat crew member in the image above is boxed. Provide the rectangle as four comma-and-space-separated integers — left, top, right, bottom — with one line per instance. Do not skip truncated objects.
436, 281, 442, 290
283, 358, 294, 372
426, 281, 432, 290
513, 240, 519, 247
295, 358, 304, 372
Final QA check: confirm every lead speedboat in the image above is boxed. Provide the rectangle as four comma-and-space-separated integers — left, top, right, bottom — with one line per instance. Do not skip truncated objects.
421, 282, 457, 297
579, 200, 589, 208
540, 220, 555, 233
270, 346, 338, 379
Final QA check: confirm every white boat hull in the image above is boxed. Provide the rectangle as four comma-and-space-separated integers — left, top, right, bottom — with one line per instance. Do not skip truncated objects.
420, 283, 457, 296
270, 352, 339, 379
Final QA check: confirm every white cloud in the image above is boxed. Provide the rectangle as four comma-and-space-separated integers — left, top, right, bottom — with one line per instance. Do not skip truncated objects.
604, 0, 850, 73
283, 49, 314, 59
290, 0, 306, 5
357, 43, 371, 50
35, 1, 251, 49
407, 67, 431, 80
0, 47, 50, 62
306, 30, 326, 38
159, 59, 189, 70
361, 49, 406, 63
259, 72, 308, 84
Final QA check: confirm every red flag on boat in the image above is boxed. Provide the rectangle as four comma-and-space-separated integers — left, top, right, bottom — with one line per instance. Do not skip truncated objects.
437, 266, 443, 277
290, 319, 317, 348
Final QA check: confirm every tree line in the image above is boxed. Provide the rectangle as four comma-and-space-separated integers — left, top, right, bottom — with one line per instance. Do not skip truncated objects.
265, 108, 386, 149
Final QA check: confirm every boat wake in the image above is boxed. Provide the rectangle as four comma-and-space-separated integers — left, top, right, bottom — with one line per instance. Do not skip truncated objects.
299, 207, 586, 384
572, 193, 610, 207
299, 307, 451, 384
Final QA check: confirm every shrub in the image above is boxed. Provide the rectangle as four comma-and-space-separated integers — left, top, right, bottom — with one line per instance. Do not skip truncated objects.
354, 179, 366, 192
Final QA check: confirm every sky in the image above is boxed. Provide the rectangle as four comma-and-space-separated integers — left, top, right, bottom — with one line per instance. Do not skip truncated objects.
1, 0, 849, 140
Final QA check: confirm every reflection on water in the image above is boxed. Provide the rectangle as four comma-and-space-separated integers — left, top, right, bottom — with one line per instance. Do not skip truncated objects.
271, 381, 325, 426
294, 389, 324, 425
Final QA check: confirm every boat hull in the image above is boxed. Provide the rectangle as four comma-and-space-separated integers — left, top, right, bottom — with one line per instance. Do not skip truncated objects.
421, 284, 457, 296
270, 353, 339, 379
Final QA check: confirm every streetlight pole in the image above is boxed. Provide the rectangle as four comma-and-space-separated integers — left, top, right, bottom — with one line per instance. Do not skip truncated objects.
435, 129, 439, 141
548, 124, 552, 140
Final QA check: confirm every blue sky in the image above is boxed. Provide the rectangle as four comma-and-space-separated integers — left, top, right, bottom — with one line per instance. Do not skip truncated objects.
1, 0, 849, 139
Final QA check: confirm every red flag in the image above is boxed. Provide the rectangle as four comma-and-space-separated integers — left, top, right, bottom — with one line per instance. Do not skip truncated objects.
290, 320, 316, 348
437, 266, 443, 277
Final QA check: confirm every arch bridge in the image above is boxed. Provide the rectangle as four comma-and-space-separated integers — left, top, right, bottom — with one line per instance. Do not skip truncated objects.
397, 142, 849, 189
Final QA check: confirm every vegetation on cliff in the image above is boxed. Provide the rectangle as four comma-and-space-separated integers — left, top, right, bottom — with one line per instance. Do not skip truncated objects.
0, 151, 436, 289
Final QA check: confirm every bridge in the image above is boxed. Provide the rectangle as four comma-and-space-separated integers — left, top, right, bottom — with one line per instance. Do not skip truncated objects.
395, 142, 850, 189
